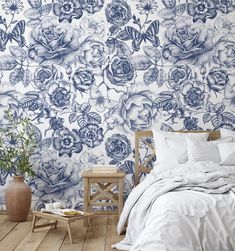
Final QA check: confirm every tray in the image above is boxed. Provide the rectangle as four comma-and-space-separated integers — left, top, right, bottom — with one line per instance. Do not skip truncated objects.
41, 208, 84, 217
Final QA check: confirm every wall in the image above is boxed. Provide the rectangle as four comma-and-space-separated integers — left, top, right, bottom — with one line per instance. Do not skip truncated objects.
0, 0, 235, 209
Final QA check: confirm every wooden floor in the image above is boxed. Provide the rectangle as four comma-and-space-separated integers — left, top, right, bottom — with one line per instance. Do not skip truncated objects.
0, 213, 125, 251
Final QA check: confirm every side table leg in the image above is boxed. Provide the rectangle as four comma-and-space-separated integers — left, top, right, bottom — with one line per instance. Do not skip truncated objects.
84, 177, 89, 226
54, 220, 58, 229
90, 218, 95, 237
118, 178, 124, 216
67, 223, 73, 244
31, 215, 37, 233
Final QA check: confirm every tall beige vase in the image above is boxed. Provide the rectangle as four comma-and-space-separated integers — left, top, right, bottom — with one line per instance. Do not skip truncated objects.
5, 176, 32, 222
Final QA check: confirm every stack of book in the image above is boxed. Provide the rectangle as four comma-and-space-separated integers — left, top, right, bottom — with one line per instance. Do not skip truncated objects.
92, 165, 117, 173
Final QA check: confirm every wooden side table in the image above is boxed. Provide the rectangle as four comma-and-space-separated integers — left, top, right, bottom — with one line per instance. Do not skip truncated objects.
31, 210, 95, 244
82, 170, 125, 217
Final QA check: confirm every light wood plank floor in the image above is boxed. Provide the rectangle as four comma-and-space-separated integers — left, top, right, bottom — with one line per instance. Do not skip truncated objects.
0, 214, 125, 251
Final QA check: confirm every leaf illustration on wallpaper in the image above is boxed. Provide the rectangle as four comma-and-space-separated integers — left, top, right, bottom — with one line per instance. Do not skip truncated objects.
130, 55, 152, 71
157, 68, 167, 87
27, 0, 42, 9
144, 67, 159, 85
106, 38, 132, 56
37, 138, 52, 152
19, 91, 39, 109
117, 20, 160, 51
143, 46, 161, 63
161, 0, 176, 8
158, 3, 186, 19
22, 69, 33, 87
27, 0, 42, 8
24, 3, 52, 20
9, 46, 27, 62
154, 91, 173, 109
0, 55, 17, 70
9, 67, 25, 85
203, 102, 235, 129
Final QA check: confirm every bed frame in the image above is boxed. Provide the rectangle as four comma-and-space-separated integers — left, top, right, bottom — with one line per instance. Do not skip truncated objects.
134, 130, 221, 186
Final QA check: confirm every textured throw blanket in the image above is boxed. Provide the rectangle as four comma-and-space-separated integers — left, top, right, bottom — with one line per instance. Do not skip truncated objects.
112, 161, 235, 251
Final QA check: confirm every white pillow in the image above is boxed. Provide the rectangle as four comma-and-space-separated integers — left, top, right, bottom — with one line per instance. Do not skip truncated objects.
152, 130, 209, 148
186, 138, 220, 163
165, 137, 188, 163
186, 137, 232, 163
184, 132, 209, 141
220, 128, 235, 141
218, 143, 235, 165
153, 132, 184, 165
152, 130, 209, 166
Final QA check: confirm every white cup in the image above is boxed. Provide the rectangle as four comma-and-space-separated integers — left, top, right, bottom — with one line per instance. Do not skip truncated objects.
45, 203, 53, 211
53, 201, 62, 209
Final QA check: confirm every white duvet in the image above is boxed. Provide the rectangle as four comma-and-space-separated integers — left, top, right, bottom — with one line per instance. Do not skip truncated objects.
112, 161, 235, 251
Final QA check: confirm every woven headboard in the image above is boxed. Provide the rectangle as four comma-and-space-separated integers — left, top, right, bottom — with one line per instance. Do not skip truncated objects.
134, 130, 220, 185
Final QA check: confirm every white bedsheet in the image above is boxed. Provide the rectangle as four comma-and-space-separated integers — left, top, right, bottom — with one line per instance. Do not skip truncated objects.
112, 161, 235, 251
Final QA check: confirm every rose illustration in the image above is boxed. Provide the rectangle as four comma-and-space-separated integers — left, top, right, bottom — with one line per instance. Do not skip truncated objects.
163, 18, 213, 63
178, 80, 208, 111
105, 134, 132, 161
78, 39, 107, 74
107, 56, 135, 85
106, 91, 157, 131
72, 68, 95, 92
105, 0, 131, 27
34, 65, 59, 90
30, 151, 79, 199
207, 68, 229, 92
168, 64, 192, 90
214, 42, 235, 74
28, 17, 80, 65
45, 80, 74, 111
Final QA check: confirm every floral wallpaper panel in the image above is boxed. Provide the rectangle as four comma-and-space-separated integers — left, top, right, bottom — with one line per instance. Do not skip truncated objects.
0, 0, 235, 209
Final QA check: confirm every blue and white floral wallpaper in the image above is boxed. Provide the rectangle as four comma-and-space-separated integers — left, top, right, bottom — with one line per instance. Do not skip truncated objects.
0, 0, 235, 209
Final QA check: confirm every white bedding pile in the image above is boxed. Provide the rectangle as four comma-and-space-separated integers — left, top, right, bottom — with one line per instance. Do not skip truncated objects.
112, 161, 235, 251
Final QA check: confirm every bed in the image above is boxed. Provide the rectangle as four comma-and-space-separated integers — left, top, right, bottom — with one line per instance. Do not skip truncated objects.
112, 130, 235, 251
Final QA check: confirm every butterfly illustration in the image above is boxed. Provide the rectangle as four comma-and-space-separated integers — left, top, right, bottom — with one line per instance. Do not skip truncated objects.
116, 20, 160, 51
0, 20, 26, 51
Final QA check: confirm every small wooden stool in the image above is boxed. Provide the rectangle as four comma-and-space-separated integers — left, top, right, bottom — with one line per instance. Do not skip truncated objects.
31, 210, 95, 244
82, 170, 125, 224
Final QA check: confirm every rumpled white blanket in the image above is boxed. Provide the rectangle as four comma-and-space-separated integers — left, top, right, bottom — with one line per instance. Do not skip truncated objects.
112, 161, 235, 251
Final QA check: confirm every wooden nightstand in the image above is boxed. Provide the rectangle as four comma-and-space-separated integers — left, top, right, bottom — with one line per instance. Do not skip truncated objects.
82, 170, 125, 217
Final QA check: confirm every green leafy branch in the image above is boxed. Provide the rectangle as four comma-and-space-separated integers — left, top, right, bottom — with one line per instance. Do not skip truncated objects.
0, 110, 37, 177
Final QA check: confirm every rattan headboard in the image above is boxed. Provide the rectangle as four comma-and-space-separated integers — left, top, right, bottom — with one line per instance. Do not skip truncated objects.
134, 130, 220, 185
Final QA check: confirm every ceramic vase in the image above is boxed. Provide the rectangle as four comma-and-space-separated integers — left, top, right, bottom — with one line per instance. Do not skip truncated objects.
5, 176, 31, 222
